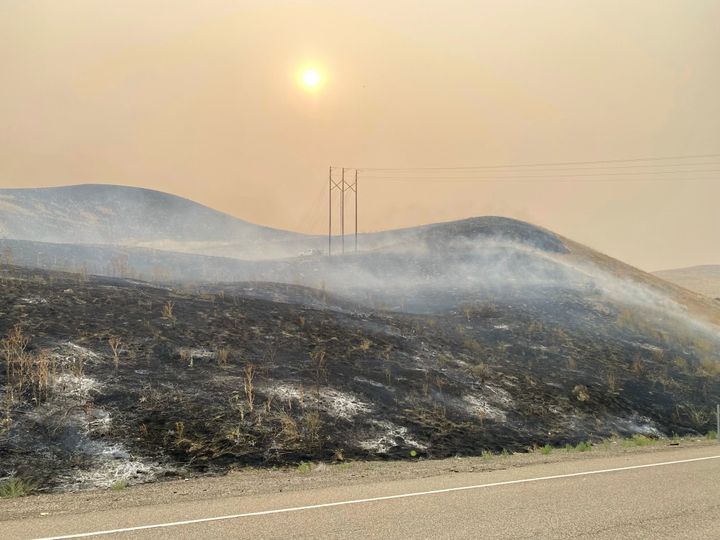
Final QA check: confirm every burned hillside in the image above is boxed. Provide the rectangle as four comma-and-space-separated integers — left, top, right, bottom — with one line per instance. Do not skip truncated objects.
1, 264, 718, 492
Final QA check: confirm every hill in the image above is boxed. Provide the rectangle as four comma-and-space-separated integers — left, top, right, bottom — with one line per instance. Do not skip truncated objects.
1, 240, 720, 491
0, 184, 319, 259
653, 265, 720, 299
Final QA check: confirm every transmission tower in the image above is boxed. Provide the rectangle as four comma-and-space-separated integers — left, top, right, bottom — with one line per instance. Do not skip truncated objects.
328, 167, 358, 256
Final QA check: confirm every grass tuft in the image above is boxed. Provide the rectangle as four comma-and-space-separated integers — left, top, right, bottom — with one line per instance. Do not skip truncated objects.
0, 477, 35, 498
575, 441, 592, 452
110, 479, 128, 491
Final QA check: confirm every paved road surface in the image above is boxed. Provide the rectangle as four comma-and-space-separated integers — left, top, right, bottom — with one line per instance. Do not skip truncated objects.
4, 445, 719, 539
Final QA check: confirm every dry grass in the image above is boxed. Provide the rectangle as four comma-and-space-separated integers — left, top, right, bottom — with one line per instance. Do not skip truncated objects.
216, 347, 230, 366
162, 300, 176, 323
179, 348, 192, 367
1, 326, 56, 404
108, 336, 122, 369
358, 338, 372, 352
243, 363, 256, 412
278, 411, 300, 444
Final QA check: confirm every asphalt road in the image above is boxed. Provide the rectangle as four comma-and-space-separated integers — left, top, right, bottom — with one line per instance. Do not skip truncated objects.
4, 445, 719, 539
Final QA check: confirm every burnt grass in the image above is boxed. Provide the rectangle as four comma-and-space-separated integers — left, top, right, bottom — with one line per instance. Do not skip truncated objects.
1, 264, 719, 491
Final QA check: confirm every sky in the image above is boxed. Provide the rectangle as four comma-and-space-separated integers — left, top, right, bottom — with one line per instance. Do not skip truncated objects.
1, 0, 719, 271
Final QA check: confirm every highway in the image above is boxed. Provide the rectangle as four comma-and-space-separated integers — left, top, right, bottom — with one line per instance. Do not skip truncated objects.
3, 445, 719, 539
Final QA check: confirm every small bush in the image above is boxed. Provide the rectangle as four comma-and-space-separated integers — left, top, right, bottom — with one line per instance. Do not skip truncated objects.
575, 441, 592, 452
481, 450, 493, 461
471, 362, 489, 381
297, 461, 311, 474
110, 479, 128, 491
629, 434, 655, 447
707, 430, 717, 440
0, 477, 35, 498
540, 444, 552, 455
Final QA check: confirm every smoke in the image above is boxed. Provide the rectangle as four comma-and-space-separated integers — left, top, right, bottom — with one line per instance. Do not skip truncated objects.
2, 185, 718, 346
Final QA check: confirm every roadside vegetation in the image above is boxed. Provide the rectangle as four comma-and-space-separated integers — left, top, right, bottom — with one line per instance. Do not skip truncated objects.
0, 477, 36, 499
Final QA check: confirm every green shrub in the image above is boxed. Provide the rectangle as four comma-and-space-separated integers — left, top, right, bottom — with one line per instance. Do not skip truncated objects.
631, 435, 655, 446
0, 477, 35, 498
707, 430, 717, 440
110, 479, 128, 491
540, 444, 552, 455
575, 441, 592, 452
297, 461, 311, 474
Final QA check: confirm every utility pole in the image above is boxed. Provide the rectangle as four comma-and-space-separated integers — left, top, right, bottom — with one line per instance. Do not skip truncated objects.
341, 167, 346, 254
354, 169, 358, 252
327, 166, 358, 256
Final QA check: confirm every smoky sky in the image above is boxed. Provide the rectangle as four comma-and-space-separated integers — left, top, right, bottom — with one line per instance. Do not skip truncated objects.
1, 0, 719, 271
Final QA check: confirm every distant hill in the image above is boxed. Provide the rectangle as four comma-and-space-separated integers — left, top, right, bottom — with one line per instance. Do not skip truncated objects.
0, 184, 320, 259
653, 265, 720, 299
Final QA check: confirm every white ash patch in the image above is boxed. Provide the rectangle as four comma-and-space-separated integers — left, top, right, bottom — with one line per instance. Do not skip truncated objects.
263, 383, 304, 402
53, 342, 101, 365
320, 389, 372, 420
609, 415, 662, 437
86, 408, 112, 434
460, 394, 507, 422
58, 449, 170, 491
493, 324, 510, 330
485, 384, 514, 407
548, 405, 563, 415
19, 296, 48, 305
262, 384, 372, 419
353, 376, 390, 389
632, 342, 664, 353
359, 420, 427, 453
52, 373, 102, 401
188, 348, 215, 359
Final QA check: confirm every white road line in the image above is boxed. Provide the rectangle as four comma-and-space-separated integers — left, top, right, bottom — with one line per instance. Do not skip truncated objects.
34, 454, 720, 540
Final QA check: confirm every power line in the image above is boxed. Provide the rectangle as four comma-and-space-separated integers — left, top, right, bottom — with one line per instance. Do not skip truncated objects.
361, 168, 720, 182
363, 176, 719, 184
359, 161, 720, 175
356, 153, 720, 172
325, 155, 719, 248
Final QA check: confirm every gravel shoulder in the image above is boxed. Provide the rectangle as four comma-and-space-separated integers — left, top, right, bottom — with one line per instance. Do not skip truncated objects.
2, 438, 716, 522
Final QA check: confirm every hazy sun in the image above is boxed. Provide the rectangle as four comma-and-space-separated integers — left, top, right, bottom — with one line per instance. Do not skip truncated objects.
302, 68, 321, 88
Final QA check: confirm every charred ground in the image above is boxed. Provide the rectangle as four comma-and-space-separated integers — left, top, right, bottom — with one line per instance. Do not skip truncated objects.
1, 264, 718, 492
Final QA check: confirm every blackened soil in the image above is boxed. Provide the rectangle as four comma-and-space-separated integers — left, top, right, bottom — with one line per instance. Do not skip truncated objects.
0, 265, 718, 491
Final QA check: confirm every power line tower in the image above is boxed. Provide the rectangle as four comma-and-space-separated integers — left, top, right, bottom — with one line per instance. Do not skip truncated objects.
328, 167, 358, 256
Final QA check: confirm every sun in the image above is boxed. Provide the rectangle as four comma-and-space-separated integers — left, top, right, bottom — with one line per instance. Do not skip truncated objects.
302, 68, 321, 88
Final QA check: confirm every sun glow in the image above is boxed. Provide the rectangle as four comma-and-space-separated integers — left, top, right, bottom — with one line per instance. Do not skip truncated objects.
301, 68, 321, 89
